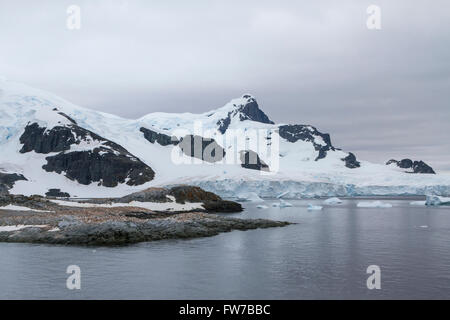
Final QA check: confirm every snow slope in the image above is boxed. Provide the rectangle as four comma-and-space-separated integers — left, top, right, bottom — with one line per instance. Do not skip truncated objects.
1, 78, 449, 198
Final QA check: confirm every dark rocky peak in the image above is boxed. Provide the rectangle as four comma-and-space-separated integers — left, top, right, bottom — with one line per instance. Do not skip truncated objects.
342, 152, 361, 169
217, 95, 274, 134
387, 159, 435, 174
237, 95, 274, 125
278, 124, 335, 161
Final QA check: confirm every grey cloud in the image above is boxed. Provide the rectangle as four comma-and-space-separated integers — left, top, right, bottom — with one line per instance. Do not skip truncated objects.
0, 0, 449, 170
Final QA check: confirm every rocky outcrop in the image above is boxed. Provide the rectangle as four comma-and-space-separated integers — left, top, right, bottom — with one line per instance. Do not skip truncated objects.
118, 187, 171, 203
217, 95, 274, 134
140, 127, 178, 146
278, 124, 335, 160
342, 152, 361, 169
45, 189, 70, 198
169, 185, 221, 203
43, 151, 154, 187
178, 135, 225, 163
0, 212, 289, 245
169, 185, 243, 212
140, 128, 226, 164
19, 122, 155, 186
0, 172, 27, 189
240, 150, 270, 171
386, 159, 435, 174
77, 185, 243, 213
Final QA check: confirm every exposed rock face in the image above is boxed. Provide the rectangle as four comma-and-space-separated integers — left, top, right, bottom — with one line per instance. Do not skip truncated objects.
0, 172, 27, 188
342, 152, 361, 169
217, 95, 274, 134
413, 161, 435, 174
140, 128, 226, 164
45, 189, 70, 198
0, 184, 8, 196
140, 127, 178, 146
240, 150, 270, 171
278, 124, 335, 160
386, 159, 435, 174
19, 123, 155, 186
178, 135, 225, 163
20, 123, 77, 154
43, 151, 154, 187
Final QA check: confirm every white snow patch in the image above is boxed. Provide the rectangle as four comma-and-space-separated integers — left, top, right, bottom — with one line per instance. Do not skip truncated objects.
0, 205, 53, 212
0, 225, 49, 232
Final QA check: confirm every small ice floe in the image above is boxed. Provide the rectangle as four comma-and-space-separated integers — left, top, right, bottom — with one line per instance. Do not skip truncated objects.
272, 199, 293, 208
410, 201, 426, 206
323, 197, 342, 205
307, 204, 323, 211
256, 205, 269, 209
419, 225, 429, 229
357, 201, 393, 208
0, 225, 49, 232
0, 205, 53, 213
279, 199, 293, 208
425, 195, 450, 206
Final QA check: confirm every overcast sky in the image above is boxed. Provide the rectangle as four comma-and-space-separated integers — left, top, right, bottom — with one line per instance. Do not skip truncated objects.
1, 0, 449, 170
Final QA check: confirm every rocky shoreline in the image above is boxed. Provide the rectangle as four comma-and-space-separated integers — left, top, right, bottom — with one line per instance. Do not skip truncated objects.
0, 186, 290, 246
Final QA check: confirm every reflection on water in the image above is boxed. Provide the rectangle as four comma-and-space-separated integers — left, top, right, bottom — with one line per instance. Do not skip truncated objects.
0, 198, 449, 299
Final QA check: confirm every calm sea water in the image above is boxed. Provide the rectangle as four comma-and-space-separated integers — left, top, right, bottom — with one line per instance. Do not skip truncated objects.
1, 198, 450, 299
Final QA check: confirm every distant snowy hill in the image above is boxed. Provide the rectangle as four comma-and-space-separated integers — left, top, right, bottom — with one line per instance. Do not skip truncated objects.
1, 78, 449, 198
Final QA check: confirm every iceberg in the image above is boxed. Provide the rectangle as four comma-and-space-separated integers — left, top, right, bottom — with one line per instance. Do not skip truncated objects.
307, 204, 323, 211
256, 205, 269, 209
323, 197, 342, 205
425, 195, 450, 206
279, 199, 293, 208
357, 201, 393, 208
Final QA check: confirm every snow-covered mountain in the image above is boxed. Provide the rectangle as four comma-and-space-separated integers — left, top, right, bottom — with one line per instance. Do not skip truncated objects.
1, 78, 449, 198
